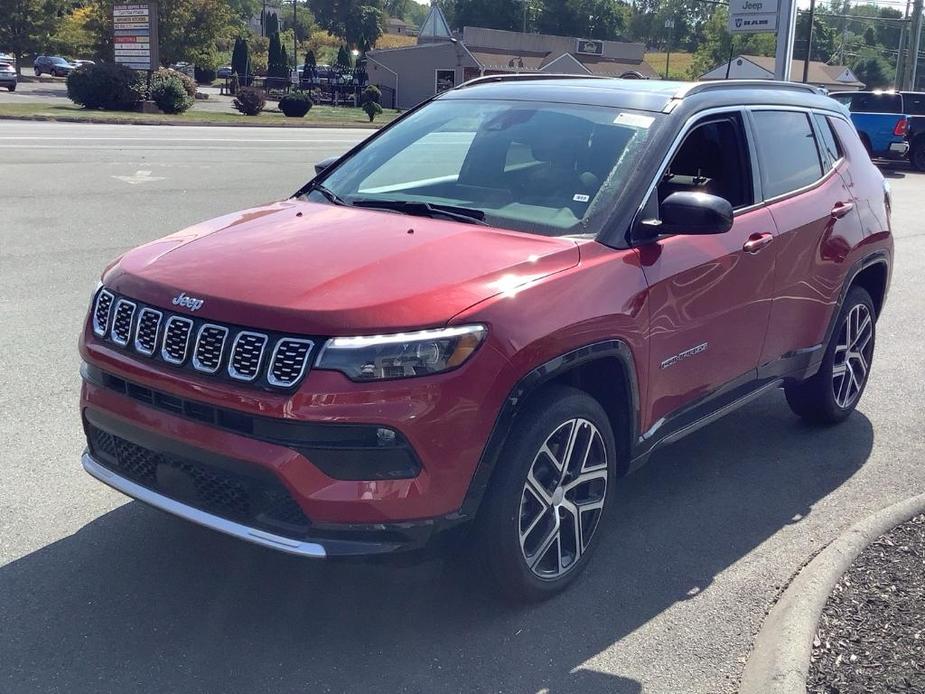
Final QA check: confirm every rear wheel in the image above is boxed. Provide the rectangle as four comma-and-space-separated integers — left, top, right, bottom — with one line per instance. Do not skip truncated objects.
34, 68, 41, 77
474, 385, 616, 602
7, 84, 14, 92
785, 286, 875, 424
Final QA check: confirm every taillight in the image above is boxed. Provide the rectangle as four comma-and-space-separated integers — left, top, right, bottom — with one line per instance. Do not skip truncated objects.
893, 118, 908, 137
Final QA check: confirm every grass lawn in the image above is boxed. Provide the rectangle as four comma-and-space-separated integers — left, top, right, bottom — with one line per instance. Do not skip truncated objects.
0, 102, 398, 128
645, 51, 696, 81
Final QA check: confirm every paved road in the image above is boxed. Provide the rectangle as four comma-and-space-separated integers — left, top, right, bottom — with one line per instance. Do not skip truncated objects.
1, 121, 923, 694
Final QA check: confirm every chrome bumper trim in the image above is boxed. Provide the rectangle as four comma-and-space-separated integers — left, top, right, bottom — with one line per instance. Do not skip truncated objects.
81, 451, 326, 558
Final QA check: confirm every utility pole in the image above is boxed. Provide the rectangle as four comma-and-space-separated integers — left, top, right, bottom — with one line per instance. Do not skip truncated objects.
293, 0, 298, 75
895, 0, 910, 89
911, 0, 924, 88
802, 0, 816, 83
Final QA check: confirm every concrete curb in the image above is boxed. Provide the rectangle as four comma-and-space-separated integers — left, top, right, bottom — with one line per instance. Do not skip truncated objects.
739, 492, 925, 694
0, 114, 383, 129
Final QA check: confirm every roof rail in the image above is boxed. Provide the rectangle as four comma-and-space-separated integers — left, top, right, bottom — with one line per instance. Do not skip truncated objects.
455, 73, 612, 90
677, 80, 824, 98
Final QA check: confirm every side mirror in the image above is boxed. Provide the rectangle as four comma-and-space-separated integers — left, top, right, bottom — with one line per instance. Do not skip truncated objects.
641, 192, 734, 237
314, 156, 339, 175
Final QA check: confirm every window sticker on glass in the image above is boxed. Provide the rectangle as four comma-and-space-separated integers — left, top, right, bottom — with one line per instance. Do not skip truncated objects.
573, 194, 590, 202
614, 112, 654, 129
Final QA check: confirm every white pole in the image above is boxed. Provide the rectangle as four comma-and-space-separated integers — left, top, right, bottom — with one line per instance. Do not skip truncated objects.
774, 0, 799, 80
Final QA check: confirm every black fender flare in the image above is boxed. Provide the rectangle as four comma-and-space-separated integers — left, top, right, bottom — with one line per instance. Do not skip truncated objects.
456, 339, 640, 519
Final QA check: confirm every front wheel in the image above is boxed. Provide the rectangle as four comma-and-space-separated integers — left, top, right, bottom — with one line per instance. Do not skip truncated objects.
34, 68, 41, 77
7, 84, 14, 92
473, 385, 616, 602
785, 286, 875, 424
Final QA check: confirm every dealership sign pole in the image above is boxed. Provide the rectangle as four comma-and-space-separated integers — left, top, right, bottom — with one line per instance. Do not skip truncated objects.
113, 1, 159, 72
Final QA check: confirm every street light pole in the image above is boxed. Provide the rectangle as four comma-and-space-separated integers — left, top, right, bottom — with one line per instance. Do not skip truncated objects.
293, 0, 298, 77
664, 18, 675, 79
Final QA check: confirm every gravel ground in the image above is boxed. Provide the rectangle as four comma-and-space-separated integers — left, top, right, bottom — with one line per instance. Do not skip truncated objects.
807, 514, 925, 693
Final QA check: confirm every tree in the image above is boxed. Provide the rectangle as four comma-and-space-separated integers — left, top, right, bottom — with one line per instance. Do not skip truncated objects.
267, 31, 288, 77
310, 0, 383, 51
539, 0, 629, 40
284, 4, 316, 42
852, 48, 892, 88
335, 43, 351, 69
231, 36, 250, 76
0, 0, 58, 75
265, 9, 279, 35
51, 5, 95, 59
452, 0, 520, 32
303, 49, 316, 79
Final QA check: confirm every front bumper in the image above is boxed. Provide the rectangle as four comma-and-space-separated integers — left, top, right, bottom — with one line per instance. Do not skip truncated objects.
83, 450, 329, 557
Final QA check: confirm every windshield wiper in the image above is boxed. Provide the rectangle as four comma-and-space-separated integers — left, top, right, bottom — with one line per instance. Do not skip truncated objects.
351, 199, 489, 226
306, 182, 350, 206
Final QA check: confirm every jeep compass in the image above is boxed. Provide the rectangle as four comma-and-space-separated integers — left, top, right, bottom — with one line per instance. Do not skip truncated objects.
80, 77, 892, 601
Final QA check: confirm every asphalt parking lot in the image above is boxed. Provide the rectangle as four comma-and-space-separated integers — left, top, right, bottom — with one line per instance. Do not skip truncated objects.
1, 121, 923, 694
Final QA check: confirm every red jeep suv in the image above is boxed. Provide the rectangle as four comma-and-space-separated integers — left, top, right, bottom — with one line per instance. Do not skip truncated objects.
80, 77, 892, 601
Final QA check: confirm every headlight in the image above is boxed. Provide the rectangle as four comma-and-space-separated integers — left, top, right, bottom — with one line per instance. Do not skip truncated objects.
316, 325, 487, 381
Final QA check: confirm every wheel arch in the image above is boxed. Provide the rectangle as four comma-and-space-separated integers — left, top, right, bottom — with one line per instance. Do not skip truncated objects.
458, 340, 640, 519
852, 257, 889, 317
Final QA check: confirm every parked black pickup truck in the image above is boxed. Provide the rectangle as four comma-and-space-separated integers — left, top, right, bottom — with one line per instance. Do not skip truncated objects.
832, 91, 925, 170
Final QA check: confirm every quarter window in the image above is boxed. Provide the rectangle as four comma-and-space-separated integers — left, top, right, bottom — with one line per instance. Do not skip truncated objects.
752, 111, 823, 199
814, 114, 843, 168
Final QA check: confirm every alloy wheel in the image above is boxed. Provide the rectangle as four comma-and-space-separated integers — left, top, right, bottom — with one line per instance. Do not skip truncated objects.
832, 303, 873, 409
518, 418, 608, 580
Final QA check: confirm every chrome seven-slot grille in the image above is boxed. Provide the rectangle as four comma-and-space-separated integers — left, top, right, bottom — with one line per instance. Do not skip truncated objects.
92, 289, 316, 389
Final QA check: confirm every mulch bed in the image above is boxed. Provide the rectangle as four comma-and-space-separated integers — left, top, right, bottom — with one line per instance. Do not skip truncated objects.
807, 513, 925, 693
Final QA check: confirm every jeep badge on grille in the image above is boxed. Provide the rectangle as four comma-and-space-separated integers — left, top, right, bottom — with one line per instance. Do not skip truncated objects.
172, 292, 204, 312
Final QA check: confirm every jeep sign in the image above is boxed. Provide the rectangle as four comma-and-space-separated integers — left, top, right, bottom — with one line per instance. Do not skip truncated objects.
729, 0, 780, 33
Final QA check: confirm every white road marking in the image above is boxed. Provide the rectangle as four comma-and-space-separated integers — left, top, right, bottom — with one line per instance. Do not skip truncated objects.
112, 170, 165, 185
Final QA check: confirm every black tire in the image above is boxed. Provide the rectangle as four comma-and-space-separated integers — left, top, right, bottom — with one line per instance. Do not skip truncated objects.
785, 286, 876, 425
473, 384, 617, 602
7, 84, 14, 92
34, 68, 41, 77
911, 139, 925, 172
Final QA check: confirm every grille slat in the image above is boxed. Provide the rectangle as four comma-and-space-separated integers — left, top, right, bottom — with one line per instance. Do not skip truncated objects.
134, 308, 162, 356
92, 289, 115, 337
192, 324, 229, 374
161, 316, 194, 365
228, 332, 268, 382
268, 339, 314, 387
91, 290, 316, 388
110, 299, 137, 346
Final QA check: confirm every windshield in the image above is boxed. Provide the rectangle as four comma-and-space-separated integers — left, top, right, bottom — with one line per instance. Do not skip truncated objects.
308, 99, 660, 237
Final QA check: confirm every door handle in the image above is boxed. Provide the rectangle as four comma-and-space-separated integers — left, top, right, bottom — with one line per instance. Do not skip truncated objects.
743, 232, 773, 254
831, 201, 855, 219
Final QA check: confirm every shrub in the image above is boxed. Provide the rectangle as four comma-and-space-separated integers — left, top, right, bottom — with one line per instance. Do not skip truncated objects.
361, 84, 381, 105
279, 92, 313, 117
151, 75, 194, 114
362, 99, 383, 122
151, 67, 196, 99
66, 62, 145, 110
233, 86, 265, 115
194, 65, 216, 84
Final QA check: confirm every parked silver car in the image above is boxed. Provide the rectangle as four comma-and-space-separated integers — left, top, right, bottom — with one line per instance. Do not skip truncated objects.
0, 61, 16, 91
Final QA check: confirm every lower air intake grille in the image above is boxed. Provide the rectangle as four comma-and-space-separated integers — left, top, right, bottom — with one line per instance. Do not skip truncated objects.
87, 424, 311, 537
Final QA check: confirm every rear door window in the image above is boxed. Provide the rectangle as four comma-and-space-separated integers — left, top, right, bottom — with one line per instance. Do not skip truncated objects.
904, 92, 925, 115
751, 110, 824, 199
849, 93, 903, 113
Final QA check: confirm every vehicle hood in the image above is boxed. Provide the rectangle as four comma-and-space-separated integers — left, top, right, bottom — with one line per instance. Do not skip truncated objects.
105, 200, 580, 335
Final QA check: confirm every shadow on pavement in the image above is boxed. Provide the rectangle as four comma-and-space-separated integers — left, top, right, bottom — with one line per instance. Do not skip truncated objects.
1, 392, 873, 694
